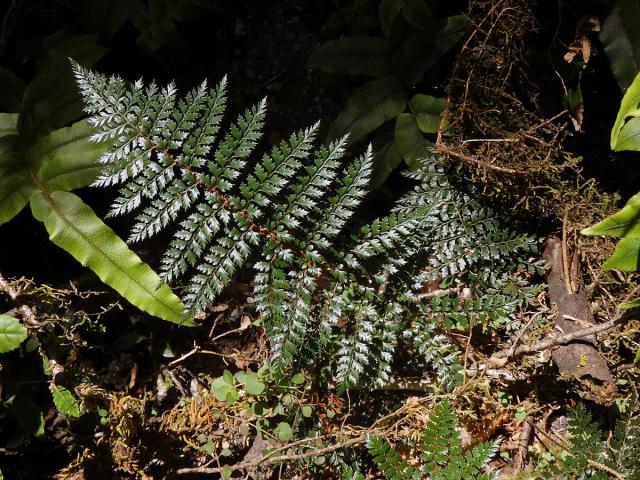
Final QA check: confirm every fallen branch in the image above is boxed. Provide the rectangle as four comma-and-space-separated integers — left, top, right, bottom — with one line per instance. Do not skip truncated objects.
493, 315, 628, 359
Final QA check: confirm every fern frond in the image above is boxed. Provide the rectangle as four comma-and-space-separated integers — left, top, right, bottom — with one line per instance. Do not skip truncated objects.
160, 124, 317, 283
268, 264, 320, 369
269, 136, 348, 238
420, 293, 519, 330
79, 65, 541, 386
405, 318, 462, 391
335, 292, 378, 388
346, 207, 430, 270
367, 435, 420, 480
184, 225, 261, 316
307, 145, 373, 250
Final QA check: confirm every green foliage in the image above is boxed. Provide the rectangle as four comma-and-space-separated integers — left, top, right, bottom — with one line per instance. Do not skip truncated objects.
535, 399, 640, 479
50, 384, 82, 418
600, 0, 640, 92
84, 0, 216, 53
309, 0, 467, 184
31, 191, 187, 324
207, 366, 316, 462
0, 314, 28, 353
76, 65, 539, 389
610, 70, 640, 151
583, 71, 640, 308
367, 400, 498, 479
0, 35, 185, 323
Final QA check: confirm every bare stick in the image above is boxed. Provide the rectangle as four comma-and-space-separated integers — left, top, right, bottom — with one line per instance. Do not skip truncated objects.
493, 315, 630, 360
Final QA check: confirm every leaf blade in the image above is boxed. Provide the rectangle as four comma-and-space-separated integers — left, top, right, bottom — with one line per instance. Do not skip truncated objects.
328, 75, 406, 145
581, 192, 640, 238
602, 238, 640, 271
0, 314, 28, 353
395, 112, 429, 168
29, 120, 107, 192
30, 191, 190, 325
600, 0, 640, 93
308, 36, 393, 78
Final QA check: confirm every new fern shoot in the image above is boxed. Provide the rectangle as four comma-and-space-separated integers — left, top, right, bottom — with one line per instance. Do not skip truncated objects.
74, 62, 539, 389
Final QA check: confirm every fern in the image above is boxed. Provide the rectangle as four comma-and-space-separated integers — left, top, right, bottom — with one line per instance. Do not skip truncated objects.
75, 64, 540, 388
540, 398, 640, 479
366, 400, 498, 480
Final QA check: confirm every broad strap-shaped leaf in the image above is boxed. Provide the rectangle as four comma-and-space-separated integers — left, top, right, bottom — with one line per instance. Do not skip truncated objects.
602, 238, 640, 271
0, 170, 35, 226
393, 15, 467, 86
395, 112, 430, 168
29, 120, 107, 192
610, 71, 640, 151
410, 94, 445, 133
308, 36, 393, 78
0, 314, 28, 353
328, 75, 406, 145
371, 127, 402, 187
0, 113, 35, 225
30, 191, 190, 325
379, 0, 434, 39
600, 0, 640, 93
620, 296, 640, 310
0, 113, 19, 139
19, 35, 108, 143
582, 192, 640, 238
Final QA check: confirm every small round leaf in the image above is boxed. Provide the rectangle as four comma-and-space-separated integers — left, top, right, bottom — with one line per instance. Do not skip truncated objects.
276, 422, 293, 442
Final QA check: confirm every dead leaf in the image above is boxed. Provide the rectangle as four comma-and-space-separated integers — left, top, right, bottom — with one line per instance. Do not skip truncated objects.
569, 103, 584, 132
240, 315, 252, 330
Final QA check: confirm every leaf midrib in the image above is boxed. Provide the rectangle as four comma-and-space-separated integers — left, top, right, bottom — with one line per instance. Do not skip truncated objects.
33, 180, 181, 318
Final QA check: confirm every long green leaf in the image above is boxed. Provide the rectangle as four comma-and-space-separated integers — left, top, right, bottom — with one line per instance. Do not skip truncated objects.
30, 191, 191, 325
0, 170, 36, 225
603, 238, 640, 271
29, 120, 106, 191
611, 71, 640, 151
410, 94, 445, 133
0, 113, 22, 177
395, 112, 429, 168
328, 75, 406, 145
0, 115, 35, 225
0, 113, 19, 138
582, 192, 640, 238
19, 35, 108, 142
620, 296, 640, 309
372, 127, 402, 187
379, 0, 433, 39
600, 0, 640, 93
308, 36, 393, 78
0, 314, 28, 353
393, 15, 467, 86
